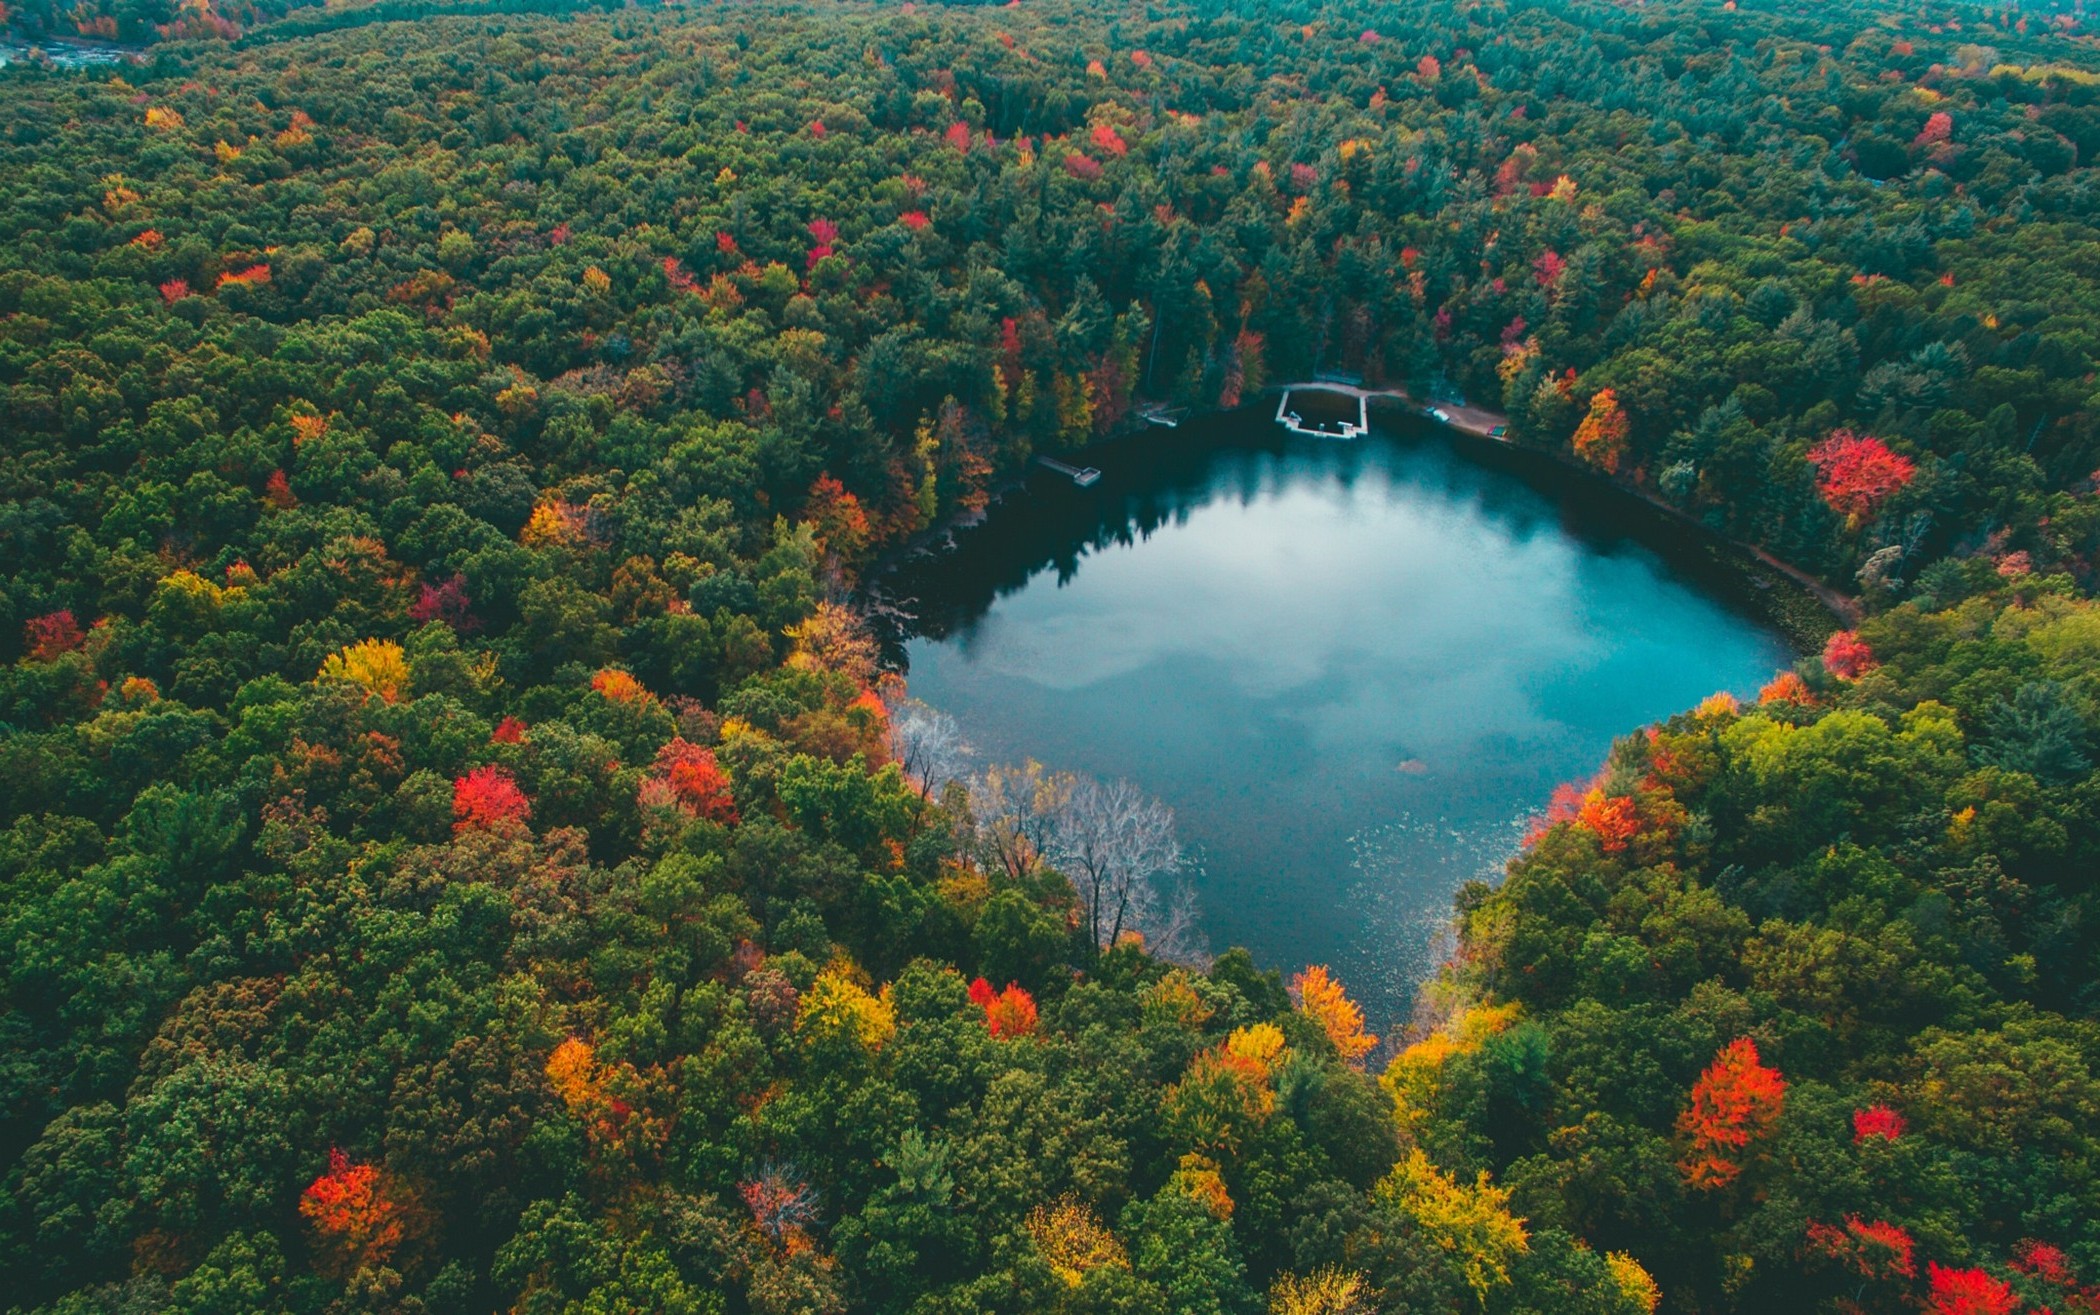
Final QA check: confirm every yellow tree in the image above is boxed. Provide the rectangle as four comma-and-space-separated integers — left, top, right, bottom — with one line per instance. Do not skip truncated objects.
319, 639, 411, 702
1290, 965, 1377, 1067
1571, 388, 1629, 474
1376, 1148, 1528, 1305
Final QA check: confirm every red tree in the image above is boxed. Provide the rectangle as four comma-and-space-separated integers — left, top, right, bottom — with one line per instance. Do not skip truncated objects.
1575, 790, 1639, 854
409, 574, 478, 632
1806, 1216, 1916, 1281
1808, 431, 1915, 519
1853, 1103, 1905, 1143
454, 765, 530, 831
969, 977, 1039, 1038
300, 1149, 405, 1270
1823, 630, 1876, 680
651, 739, 739, 824
1677, 1037, 1786, 1189
24, 610, 85, 661
1926, 1263, 2020, 1315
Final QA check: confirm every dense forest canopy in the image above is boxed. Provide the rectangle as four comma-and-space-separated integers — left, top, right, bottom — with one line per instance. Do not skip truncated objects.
2, 0, 2099, 1311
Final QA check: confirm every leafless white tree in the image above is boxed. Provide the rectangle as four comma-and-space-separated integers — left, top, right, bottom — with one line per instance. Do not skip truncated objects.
887, 697, 971, 803
1047, 775, 1202, 961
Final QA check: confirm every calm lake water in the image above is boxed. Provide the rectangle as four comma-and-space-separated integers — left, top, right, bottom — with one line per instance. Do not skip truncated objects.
891, 411, 1795, 1033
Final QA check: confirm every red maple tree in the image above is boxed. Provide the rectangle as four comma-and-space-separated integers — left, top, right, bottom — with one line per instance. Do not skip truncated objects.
969, 977, 1039, 1038
1806, 1215, 1916, 1281
1808, 431, 1915, 519
453, 765, 530, 831
1853, 1103, 1905, 1143
300, 1149, 405, 1270
1823, 630, 1877, 680
1677, 1037, 1786, 1189
1926, 1262, 2020, 1315
651, 739, 739, 824
23, 610, 85, 661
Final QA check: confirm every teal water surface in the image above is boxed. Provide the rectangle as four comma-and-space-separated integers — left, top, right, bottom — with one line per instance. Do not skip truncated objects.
895, 415, 1795, 1033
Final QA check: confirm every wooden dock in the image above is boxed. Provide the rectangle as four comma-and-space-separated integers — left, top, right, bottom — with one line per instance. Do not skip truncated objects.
1275, 387, 1368, 439
1037, 456, 1102, 486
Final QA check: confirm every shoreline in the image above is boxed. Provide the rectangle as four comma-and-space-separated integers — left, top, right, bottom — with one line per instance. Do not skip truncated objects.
867, 389, 1856, 655
1293, 381, 1862, 631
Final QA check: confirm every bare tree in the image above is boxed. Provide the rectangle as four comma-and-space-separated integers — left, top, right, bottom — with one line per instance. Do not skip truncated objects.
888, 698, 970, 804
1048, 775, 1194, 956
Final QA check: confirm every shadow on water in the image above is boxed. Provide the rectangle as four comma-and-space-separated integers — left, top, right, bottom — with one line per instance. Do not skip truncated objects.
882, 407, 1801, 653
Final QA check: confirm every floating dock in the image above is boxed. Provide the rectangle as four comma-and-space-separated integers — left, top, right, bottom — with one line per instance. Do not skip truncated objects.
1037, 456, 1102, 486
1275, 387, 1368, 439
1136, 402, 1188, 428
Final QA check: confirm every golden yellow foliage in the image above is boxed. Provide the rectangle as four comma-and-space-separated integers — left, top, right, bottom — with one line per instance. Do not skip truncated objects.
1170, 1153, 1234, 1219
1376, 1148, 1527, 1303
1023, 1198, 1127, 1287
1291, 965, 1377, 1067
545, 1037, 600, 1114
1694, 691, 1741, 720
1383, 1000, 1521, 1134
784, 601, 881, 686
1268, 1267, 1371, 1315
797, 962, 896, 1051
1547, 174, 1578, 202
214, 139, 244, 164
1605, 1252, 1661, 1314
519, 499, 590, 548
144, 106, 184, 130
1224, 1022, 1287, 1074
319, 639, 411, 702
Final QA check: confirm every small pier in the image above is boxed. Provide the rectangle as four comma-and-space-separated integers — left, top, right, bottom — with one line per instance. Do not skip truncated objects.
1136, 402, 1188, 428
1276, 387, 1368, 439
1037, 456, 1102, 487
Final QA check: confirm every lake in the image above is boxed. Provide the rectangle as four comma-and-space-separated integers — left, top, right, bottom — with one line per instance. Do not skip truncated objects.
889, 409, 1797, 1034
0, 37, 142, 69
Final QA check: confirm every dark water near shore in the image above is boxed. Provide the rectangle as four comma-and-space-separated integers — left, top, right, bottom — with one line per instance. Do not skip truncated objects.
890, 411, 1794, 1033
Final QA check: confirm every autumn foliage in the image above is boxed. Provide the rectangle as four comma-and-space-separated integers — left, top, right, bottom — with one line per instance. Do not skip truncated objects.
648, 738, 739, 824
300, 1149, 406, 1272
1759, 670, 1813, 705
1823, 630, 1877, 680
453, 765, 530, 831
23, 609, 85, 661
1807, 430, 1915, 519
1289, 965, 1377, 1066
1806, 1216, 1916, 1282
1676, 1037, 1786, 1190
1572, 388, 1629, 473
968, 977, 1039, 1038
1926, 1262, 2021, 1315
1853, 1103, 1905, 1143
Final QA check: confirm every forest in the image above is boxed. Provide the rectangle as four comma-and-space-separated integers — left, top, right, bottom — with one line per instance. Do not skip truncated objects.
2, 0, 2099, 1310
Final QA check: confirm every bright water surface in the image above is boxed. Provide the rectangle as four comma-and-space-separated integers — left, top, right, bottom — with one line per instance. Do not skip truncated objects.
0, 37, 140, 68
893, 413, 1796, 1033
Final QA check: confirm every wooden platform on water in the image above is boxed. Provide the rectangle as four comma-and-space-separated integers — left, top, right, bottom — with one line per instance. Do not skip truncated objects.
1037, 456, 1102, 486
1276, 387, 1368, 439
